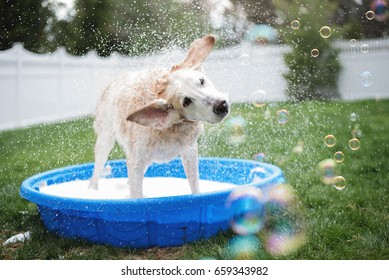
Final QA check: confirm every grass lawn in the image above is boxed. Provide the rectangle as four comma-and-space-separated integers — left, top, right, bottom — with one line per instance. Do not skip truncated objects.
0, 99, 388, 260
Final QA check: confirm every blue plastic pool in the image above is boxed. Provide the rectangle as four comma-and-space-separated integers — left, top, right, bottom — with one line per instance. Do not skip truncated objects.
20, 157, 284, 248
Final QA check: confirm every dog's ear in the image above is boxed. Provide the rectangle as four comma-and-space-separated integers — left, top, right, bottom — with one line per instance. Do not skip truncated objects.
171, 34, 215, 72
127, 99, 177, 128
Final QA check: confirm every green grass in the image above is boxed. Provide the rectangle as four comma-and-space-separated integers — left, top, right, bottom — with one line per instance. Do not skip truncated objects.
1, 99, 388, 259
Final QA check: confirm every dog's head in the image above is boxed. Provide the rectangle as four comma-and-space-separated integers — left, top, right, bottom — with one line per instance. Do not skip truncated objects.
127, 35, 231, 129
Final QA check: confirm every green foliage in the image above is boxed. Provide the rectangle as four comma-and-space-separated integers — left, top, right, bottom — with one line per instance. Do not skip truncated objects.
0, 0, 58, 53
275, 0, 342, 101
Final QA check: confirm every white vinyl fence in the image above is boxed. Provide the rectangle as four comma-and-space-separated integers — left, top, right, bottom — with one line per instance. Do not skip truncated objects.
1, 39, 389, 131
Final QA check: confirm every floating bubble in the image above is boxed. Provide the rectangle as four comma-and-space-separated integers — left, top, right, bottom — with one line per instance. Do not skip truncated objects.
225, 116, 247, 145
227, 186, 265, 235
366, 10, 376, 20
276, 109, 289, 124
350, 112, 358, 122
349, 138, 361, 150
319, 26, 332, 38
250, 90, 268, 108
226, 235, 261, 259
311, 48, 319, 57
333, 176, 346, 190
318, 159, 336, 185
253, 152, 266, 162
360, 71, 374, 87
324, 134, 336, 147
291, 20, 300, 29
265, 232, 305, 256
268, 184, 295, 205
333, 151, 344, 163
360, 44, 369, 53
372, 0, 389, 22
349, 39, 357, 47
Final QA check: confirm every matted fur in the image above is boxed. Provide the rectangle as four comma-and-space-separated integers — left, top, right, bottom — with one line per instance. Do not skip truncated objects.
89, 35, 230, 198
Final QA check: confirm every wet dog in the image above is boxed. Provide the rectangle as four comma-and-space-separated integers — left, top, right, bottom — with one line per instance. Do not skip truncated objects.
89, 35, 230, 198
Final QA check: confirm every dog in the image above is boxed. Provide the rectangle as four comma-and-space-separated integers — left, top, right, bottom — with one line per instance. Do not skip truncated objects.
89, 35, 231, 198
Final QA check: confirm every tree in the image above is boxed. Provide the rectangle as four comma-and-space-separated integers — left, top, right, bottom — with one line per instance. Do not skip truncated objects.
0, 0, 58, 53
275, 0, 342, 101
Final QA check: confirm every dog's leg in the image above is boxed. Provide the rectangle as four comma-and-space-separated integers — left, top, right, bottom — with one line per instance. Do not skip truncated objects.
89, 132, 115, 190
126, 159, 147, 198
181, 143, 200, 194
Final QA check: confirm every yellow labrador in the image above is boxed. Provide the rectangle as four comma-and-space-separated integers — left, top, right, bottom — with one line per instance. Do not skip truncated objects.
89, 35, 230, 198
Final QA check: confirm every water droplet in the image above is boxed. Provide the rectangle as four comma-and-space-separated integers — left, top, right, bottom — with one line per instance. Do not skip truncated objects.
360, 71, 374, 87
349, 138, 361, 150
360, 44, 369, 53
333, 176, 346, 190
227, 186, 265, 235
276, 109, 289, 124
311, 48, 319, 57
366, 10, 375, 20
350, 112, 358, 122
291, 20, 300, 29
319, 26, 332, 38
324, 134, 336, 147
333, 151, 344, 163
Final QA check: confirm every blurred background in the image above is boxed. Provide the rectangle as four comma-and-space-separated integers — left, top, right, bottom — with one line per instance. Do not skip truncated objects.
1, 0, 388, 56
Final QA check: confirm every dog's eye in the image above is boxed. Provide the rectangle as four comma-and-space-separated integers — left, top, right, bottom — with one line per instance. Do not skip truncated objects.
183, 97, 193, 107
199, 78, 205, 86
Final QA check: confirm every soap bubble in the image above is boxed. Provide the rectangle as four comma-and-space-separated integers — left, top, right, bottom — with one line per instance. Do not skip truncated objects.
366, 10, 376, 20
324, 134, 336, 147
333, 176, 346, 190
291, 20, 300, 29
293, 140, 304, 154
333, 151, 344, 163
268, 184, 295, 205
372, 0, 389, 22
349, 138, 361, 150
225, 116, 247, 145
360, 44, 369, 53
265, 232, 305, 256
360, 71, 374, 87
227, 186, 265, 235
318, 159, 336, 185
226, 235, 261, 259
253, 152, 266, 162
250, 90, 268, 108
349, 39, 357, 47
311, 48, 319, 57
276, 109, 289, 124
319, 26, 332, 38
100, 164, 112, 177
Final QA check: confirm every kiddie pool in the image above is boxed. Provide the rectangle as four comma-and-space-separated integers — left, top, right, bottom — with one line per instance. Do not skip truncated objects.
20, 157, 285, 248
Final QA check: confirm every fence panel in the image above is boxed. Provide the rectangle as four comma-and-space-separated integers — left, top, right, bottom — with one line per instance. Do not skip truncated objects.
1, 39, 388, 131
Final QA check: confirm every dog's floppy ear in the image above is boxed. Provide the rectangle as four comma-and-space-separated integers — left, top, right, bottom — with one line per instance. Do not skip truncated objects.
171, 34, 215, 72
127, 99, 176, 128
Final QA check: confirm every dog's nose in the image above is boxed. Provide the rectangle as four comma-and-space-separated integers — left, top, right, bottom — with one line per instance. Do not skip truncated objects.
213, 100, 229, 117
